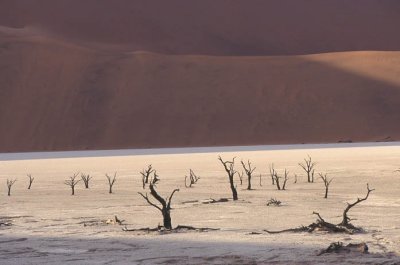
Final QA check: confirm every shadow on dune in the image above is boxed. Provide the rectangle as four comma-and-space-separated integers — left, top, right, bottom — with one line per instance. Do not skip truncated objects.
0, 35, 400, 152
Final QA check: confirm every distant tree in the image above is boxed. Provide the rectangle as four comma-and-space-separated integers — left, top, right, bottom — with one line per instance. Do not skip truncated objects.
319, 173, 333, 199
64, 173, 80, 195
81, 173, 92, 189
7, 179, 17, 196
185, 169, 200, 188
106, 173, 117, 194
241, 160, 256, 190
299, 155, 316, 183
27, 174, 34, 189
218, 156, 238, 200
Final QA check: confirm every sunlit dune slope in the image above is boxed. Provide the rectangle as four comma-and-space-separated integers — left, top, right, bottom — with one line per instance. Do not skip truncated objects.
1, 27, 400, 151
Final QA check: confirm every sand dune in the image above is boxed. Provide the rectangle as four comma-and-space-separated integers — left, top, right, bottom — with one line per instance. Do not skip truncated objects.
1, 0, 400, 55
0, 0, 400, 55
1, 27, 400, 152
1, 1, 400, 152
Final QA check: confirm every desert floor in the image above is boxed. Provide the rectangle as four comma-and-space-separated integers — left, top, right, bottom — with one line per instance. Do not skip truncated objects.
1, 143, 400, 264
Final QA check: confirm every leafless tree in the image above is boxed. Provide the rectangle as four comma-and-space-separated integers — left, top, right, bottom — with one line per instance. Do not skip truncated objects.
7, 179, 17, 196
140, 164, 155, 189
270, 167, 289, 190
81, 173, 92, 189
339, 184, 374, 227
106, 173, 117, 194
64, 173, 80, 195
319, 173, 333, 199
218, 156, 238, 200
259, 173, 263, 187
237, 171, 244, 185
293, 174, 298, 184
241, 160, 256, 190
27, 174, 34, 189
269, 164, 276, 185
184, 169, 200, 188
281, 169, 289, 190
265, 184, 375, 234
299, 155, 316, 183
138, 182, 179, 229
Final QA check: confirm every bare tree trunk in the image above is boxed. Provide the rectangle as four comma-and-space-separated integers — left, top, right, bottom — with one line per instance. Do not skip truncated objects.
27, 174, 34, 189
340, 184, 374, 227
219, 156, 238, 200
138, 182, 179, 230
319, 173, 333, 199
299, 155, 317, 183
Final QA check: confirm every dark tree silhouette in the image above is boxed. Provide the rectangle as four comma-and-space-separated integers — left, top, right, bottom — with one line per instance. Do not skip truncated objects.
106, 173, 117, 194
339, 184, 374, 227
64, 173, 80, 195
218, 156, 238, 200
299, 155, 316, 183
7, 179, 17, 196
184, 169, 200, 188
140, 164, 155, 189
27, 174, 34, 189
81, 173, 92, 189
319, 173, 333, 199
138, 182, 179, 229
241, 160, 256, 190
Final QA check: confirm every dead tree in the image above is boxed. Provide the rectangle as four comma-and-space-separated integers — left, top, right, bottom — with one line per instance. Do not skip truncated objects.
64, 173, 80, 195
218, 156, 238, 200
241, 160, 256, 190
259, 174, 262, 187
237, 171, 244, 185
269, 164, 276, 185
281, 169, 289, 190
339, 184, 374, 228
319, 173, 333, 199
140, 164, 155, 189
265, 184, 374, 234
299, 155, 316, 183
138, 182, 179, 229
184, 169, 200, 188
7, 179, 17, 196
293, 174, 298, 184
106, 173, 117, 194
27, 174, 34, 189
81, 173, 92, 189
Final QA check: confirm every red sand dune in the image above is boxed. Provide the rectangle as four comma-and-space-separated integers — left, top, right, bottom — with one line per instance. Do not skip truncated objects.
0, 1, 400, 152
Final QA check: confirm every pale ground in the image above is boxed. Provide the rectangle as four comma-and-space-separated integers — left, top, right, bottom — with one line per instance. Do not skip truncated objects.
1, 143, 400, 264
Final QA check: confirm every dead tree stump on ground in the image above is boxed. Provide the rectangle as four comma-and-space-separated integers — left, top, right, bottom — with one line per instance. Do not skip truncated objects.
265, 184, 374, 234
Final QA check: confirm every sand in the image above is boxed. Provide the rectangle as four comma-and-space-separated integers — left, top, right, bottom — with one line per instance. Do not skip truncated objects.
1, 143, 400, 264
1, 1, 400, 152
